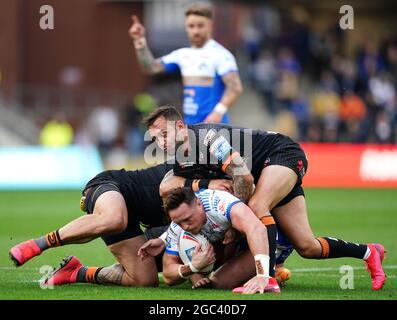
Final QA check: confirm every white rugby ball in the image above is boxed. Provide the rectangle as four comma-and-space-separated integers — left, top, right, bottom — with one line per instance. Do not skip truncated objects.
178, 231, 214, 273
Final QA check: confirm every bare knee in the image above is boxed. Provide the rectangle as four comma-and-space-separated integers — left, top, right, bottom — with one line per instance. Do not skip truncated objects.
248, 196, 271, 217
295, 239, 321, 258
124, 276, 159, 287
96, 212, 127, 235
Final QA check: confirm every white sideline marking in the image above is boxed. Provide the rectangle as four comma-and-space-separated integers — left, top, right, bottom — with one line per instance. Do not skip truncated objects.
291, 265, 397, 272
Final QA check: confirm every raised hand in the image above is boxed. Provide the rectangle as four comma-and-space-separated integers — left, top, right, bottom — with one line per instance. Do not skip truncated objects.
128, 15, 146, 40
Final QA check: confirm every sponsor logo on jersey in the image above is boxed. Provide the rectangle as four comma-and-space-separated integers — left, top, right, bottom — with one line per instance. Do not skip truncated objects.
210, 136, 232, 161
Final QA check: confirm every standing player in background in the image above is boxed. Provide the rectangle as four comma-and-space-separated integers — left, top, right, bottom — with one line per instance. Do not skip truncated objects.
128, 3, 243, 124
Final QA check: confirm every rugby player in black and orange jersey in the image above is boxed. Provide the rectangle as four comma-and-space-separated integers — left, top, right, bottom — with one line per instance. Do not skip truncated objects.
9, 163, 233, 287
144, 106, 386, 291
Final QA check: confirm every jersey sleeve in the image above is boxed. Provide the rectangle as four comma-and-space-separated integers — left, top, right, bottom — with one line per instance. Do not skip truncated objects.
202, 128, 239, 171
215, 49, 239, 77
165, 222, 182, 256
212, 190, 242, 223
160, 49, 181, 74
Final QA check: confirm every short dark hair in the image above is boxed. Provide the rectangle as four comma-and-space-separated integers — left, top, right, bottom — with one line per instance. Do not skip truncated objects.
143, 105, 183, 127
185, 3, 213, 19
163, 187, 196, 214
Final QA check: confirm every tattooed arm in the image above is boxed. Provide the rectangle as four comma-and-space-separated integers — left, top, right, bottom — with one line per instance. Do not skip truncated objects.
220, 72, 243, 108
223, 153, 254, 203
96, 263, 125, 285
128, 14, 164, 74
204, 72, 243, 123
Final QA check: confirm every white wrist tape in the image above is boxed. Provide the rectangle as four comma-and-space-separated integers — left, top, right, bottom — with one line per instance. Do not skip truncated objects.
159, 231, 167, 245
188, 262, 199, 273
214, 103, 228, 115
178, 265, 189, 279
254, 254, 270, 278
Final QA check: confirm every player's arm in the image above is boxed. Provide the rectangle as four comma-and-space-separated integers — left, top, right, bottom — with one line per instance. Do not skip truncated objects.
162, 244, 215, 286
206, 133, 254, 203
222, 153, 254, 203
219, 72, 243, 109
159, 170, 233, 198
229, 202, 270, 293
159, 170, 185, 198
128, 15, 164, 74
230, 202, 269, 259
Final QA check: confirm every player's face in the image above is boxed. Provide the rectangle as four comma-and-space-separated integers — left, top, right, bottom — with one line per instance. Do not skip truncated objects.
185, 14, 212, 48
169, 200, 206, 235
149, 117, 185, 155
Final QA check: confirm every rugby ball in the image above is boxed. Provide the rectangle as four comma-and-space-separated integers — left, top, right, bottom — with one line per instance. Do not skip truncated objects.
178, 231, 214, 273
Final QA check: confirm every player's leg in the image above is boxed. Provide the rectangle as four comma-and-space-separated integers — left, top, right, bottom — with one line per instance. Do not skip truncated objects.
104, 236, 159, 287
44, 209, 160, 287
208, 250, 280, 293
272, 195, 386, 290
275, 228, 294, 286
247, 164, 298, 279
10, 184, 127, 267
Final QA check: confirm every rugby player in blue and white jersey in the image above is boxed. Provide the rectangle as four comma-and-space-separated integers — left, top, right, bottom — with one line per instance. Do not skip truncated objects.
148, 188, 280, 294
129, 3, 243, 124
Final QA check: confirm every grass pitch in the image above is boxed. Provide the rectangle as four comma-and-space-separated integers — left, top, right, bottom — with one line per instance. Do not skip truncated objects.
0, 189, 396, 300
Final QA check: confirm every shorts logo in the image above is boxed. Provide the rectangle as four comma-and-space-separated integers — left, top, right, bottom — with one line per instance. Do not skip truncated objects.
264, 158, 271, 167
297, 160, 306, 178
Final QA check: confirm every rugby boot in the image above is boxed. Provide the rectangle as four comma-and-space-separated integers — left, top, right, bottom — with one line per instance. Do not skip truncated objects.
43, 256, 82, 286
9, 239, 42, 267
365, 243, 386, 291
276, 266, 292, 287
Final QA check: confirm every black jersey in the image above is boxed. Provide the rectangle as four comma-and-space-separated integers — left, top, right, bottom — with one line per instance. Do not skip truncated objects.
173, 123, 300, 183
83, 162, 173, 226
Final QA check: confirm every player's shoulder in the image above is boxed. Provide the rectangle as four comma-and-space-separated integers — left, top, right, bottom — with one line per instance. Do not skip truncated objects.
207, 39, 233, 53
169, 221, 182, 233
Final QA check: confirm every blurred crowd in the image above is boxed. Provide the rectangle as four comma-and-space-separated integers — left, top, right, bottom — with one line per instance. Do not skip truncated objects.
242, 8, 397, 144
36, 4, 397, 168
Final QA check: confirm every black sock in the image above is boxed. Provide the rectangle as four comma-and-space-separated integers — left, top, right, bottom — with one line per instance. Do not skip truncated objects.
260, 216, 277, 278
77, 266, 102, 284
317, 237, 368, 259
34, 230, 63, 251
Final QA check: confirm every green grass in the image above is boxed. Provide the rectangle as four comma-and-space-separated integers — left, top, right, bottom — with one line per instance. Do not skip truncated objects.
0, 189, 396, 300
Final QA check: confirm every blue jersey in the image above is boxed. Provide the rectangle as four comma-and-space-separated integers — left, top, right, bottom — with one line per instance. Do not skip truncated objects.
161, 39, 239, 124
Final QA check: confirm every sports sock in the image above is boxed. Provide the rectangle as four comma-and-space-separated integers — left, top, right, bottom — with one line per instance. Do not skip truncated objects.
34, 230, 63, 251
76, 266, 103, 284
316, 237, 368, 259
260, 216, 277, 278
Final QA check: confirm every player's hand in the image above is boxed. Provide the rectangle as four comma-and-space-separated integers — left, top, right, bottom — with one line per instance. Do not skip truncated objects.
192, 277, 211, 289
204, 111, 223, 124
137, 238, 165, 260
191, 243, 216, 271
128, 15, 146, 40
223, 227, 240, 245
208, 179, 233, 193
242, 276, 269, 294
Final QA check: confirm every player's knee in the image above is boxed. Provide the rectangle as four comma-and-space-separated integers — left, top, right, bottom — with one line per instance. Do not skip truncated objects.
295, 240, 319, 258
123, 274, 159, 287
98, 212, 127, 234
248, 197, 271, 217
163, 276, 178, 286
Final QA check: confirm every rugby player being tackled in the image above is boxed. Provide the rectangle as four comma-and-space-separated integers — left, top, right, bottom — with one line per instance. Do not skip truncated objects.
145, 106, 386, 291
